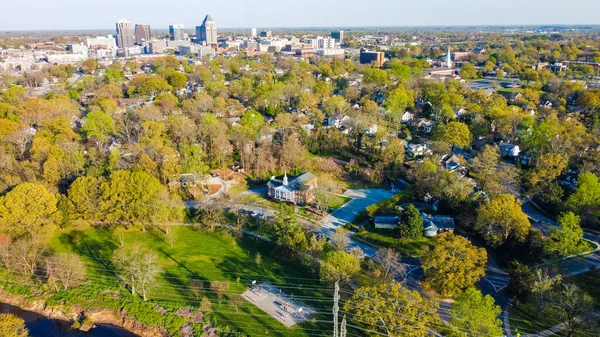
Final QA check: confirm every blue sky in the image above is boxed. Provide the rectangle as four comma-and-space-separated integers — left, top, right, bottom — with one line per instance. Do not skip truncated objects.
0, 0, 598, 30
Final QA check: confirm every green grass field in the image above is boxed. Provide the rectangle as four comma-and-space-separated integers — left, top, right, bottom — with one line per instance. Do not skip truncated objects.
38, 224, 334, 337
327, 194, 352, 210
353, 227, 436, 257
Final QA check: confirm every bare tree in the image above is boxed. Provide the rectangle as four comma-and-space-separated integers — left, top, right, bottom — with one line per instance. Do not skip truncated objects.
331, 227, 350, 251
189, 280, 204, 299
112, 245, 162, 301
199, 296, 212, 312
45, 253, 87, 291
373, 248, 404, 282
7, 129, 33, 160
210, 281, 229, 305
0, 234, 12, 270
230, 293, 244, 312
11, 239, 46, 276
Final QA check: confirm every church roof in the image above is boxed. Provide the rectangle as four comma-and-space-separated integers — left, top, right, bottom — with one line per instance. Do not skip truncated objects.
267, 172, 316, 192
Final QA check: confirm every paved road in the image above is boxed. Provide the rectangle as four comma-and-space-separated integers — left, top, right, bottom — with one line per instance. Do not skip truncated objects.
319, 188, 395, 258
521, 200, 600, 277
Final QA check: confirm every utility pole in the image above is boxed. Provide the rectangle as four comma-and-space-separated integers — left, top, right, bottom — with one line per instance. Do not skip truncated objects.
340, 314, 347, 337
333, 280, 339, 337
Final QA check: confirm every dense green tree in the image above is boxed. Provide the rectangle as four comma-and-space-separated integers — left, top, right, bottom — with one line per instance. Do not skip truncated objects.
180, 144, 209, 174
459, 62, 479, 79
81, 111, 116, 144
399, 204, 423, 239
435, 121, 472, 153
567, 172, 600, 216
448, 288, 503, 337
319, 250, 361, 283
0, 183, 60, 237
545, 212, 587, 257
67, 176, 101, 220
422, 233, 487, 297
476, 194, 530, 247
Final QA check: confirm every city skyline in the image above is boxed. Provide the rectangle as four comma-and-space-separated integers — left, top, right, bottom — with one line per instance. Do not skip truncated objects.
1, 0, 599, 31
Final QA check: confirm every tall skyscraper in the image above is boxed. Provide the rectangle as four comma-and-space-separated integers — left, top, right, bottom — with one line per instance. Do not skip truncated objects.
115, 18, 134, 48
196, 15, 217, 45
169, 24, 185, 41
134, 24, 151, 45
251, 28, 257, 38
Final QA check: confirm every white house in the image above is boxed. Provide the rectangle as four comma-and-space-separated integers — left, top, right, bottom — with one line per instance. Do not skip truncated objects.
401, 111, 414, 123
406, 143, 432, 157
498, 142, 520, 158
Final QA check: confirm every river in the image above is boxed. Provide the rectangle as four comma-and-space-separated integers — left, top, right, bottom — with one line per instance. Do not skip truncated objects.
0, 302, 139, 337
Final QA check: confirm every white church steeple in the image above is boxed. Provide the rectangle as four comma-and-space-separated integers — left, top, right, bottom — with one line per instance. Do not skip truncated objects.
283, 171, 288, 186
446, 47, 452, 68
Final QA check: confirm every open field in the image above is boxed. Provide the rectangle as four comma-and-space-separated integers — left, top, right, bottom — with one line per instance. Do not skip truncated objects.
36, 224, 336, 337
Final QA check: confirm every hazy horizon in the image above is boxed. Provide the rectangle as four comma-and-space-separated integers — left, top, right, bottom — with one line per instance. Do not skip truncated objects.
1, 0, 599, 31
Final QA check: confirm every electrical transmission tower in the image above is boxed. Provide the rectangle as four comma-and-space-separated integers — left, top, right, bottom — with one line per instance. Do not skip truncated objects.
340, 314, 347, 337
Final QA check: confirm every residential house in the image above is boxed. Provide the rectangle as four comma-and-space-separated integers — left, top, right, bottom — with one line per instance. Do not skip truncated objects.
472, 47, 486, 54
373, 215, 400, 230
440, 154, 464, 173
327, 114, 351, 129
406, 143, 432, 158
454, 108, 467, 119
365, 124, 379, 136
497, 90, 523, 102
401, 111, 414, 123
498, 142, 520, 158
421, 213, 455, 237
267, 172, 318, 205
169, 173, 204, 189
408, 118, 434, 133
557, 171, 579, 190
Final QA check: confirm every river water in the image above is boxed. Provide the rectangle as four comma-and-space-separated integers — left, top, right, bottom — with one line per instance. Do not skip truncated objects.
0, 302, 139, 337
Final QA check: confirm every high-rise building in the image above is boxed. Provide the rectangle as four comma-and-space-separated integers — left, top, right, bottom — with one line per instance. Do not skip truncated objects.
251, 28, 257, 38
331, 30, 344, 43
115, 18, 134, 48
134, 24, 151, 45
260, 30, 272, 38
169, 24, 185, 41
196, 15, 217, 45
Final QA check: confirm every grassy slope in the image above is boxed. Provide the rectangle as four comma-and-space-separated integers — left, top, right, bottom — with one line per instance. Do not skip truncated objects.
509, 270, 600, 334
44, 225, 333, 337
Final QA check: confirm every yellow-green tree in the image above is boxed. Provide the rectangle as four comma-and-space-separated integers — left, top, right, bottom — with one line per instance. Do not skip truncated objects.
476, 194, 530, 247
448, 288, 503, 337
344, 282, 439, 337
319, 250, 360, 284
0, 313, 28, 337
0, 182, 60, 237
422, 233, 487, 297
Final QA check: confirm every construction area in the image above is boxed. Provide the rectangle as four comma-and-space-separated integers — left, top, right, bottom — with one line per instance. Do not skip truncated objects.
241, 282, 315, 327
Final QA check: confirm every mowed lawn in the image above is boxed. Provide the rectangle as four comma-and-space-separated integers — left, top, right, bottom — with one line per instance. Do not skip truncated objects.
48, 225, 333, 337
